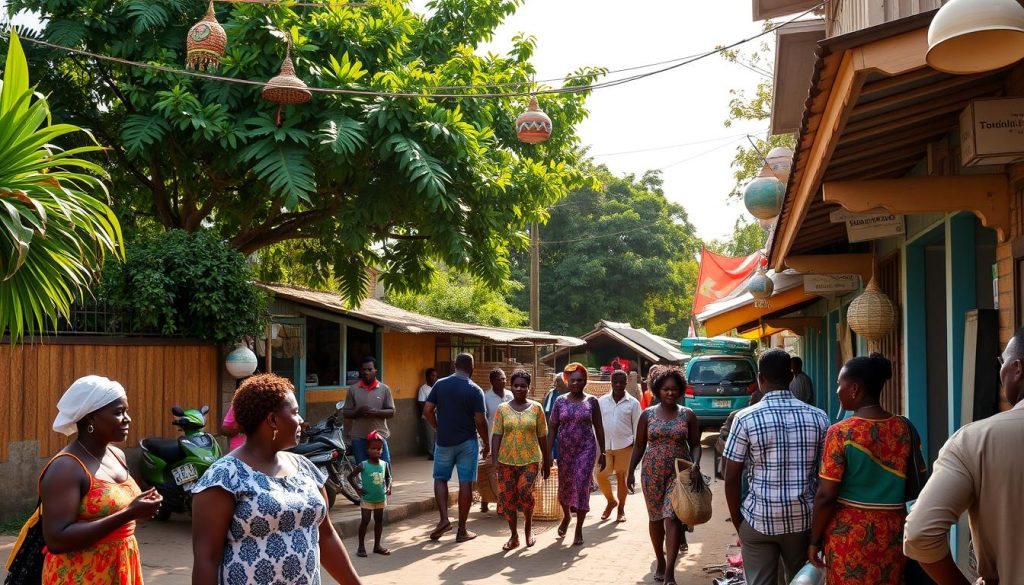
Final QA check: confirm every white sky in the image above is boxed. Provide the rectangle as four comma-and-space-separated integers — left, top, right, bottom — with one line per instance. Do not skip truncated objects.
5, 0, 771, 241
467, 0, 772, 242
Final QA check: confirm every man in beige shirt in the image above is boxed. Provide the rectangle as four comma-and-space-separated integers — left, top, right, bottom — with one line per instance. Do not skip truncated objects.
904, 328, 1024, 584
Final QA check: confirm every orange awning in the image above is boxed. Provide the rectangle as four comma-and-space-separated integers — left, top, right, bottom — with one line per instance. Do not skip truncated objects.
703, 285, 817, 337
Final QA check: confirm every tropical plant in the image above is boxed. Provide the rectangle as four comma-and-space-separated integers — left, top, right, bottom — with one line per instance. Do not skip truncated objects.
0, 31, 122, 342
100, 229, 268, 344
387, 264, 527, 328
6, 0, 602, 303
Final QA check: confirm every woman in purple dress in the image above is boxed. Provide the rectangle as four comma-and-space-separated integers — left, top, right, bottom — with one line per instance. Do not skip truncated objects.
548, 362, 606, 545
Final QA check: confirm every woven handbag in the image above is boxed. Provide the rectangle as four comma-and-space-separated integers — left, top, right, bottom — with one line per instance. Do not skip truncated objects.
669, 458, 712, 526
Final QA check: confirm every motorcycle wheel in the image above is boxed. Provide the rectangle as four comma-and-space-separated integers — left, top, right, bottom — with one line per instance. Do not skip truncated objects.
337, 460, 362, 505
324, 479, 339, 508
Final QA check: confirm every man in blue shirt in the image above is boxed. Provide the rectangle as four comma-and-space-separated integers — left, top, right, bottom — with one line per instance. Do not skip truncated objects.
424, 353, 490, 543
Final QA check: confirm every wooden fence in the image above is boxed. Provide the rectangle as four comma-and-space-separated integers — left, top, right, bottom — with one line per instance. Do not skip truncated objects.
0, 340, 221, 461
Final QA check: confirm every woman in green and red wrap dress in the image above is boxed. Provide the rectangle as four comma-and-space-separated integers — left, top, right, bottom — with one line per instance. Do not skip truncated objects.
808, 353, 926, 584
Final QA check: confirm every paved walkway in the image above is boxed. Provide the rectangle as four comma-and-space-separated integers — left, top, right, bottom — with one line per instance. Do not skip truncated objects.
1, 449, 740, 584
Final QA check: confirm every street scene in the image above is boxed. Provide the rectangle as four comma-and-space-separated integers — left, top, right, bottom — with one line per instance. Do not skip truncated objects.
1, 0, 1024, 584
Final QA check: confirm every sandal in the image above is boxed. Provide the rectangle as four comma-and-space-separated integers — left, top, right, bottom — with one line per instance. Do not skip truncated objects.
373, 547, 391, 556
557, 518, 570, 538
502, 537, 520, 551
356, 549, 367, 558
526, 534, 536, 547
429, 521, 452, 540
600, 503, 616, 520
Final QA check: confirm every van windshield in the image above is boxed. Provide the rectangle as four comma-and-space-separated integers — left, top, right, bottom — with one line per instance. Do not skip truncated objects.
689, 360, 755, 385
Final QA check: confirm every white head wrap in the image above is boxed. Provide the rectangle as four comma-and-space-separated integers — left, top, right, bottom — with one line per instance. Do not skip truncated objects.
53, 375, 127, 436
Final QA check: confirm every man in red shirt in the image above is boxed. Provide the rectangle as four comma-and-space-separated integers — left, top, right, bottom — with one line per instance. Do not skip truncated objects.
343, 356, 396, 463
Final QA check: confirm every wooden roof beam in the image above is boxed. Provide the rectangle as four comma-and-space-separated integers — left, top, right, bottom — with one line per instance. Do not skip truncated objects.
823, 175, 1011, 241
785, 253, 874, 281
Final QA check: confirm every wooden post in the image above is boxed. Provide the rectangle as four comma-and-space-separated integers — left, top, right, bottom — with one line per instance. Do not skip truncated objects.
530, 222, 540, 331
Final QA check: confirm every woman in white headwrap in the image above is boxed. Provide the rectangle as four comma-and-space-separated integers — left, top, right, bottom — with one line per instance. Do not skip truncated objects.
39, 375, 163, 585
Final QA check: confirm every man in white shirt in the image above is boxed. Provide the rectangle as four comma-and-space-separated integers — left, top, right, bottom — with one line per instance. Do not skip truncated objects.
596, 369, 642, 522
417, 368, 439, 459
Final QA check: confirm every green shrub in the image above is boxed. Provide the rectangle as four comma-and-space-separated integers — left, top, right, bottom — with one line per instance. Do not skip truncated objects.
102, 230, 268, 344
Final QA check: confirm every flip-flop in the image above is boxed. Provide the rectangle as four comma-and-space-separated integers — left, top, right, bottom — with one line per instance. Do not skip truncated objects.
456, 531, 478, 543
526, 534, 536, 547
573, 535, 584, 546
600, 504, 616, 520
373, 547, 391, 556
654, 573, 665, 582
557, 520, 569, 537
356, 549, 367, 558
429, 521, 452, 540
502, 538, 520, 551
616, 513, 626, 523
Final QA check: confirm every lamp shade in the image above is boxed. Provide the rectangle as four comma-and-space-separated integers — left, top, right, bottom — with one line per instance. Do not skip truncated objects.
927, 0, 1024, 74
765, 146, 794, 185
743, 166, 785, 220
748, 264, 774, 309
516, 97, 553, 144
846, 278, 897, 342
225, 344, 258, 378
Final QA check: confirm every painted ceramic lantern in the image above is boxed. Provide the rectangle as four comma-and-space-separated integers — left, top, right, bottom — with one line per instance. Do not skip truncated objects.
743, 166, 785, 220
225, 344, 258, 378
748, 264, 775, 309
516, 97, 553, 144
766, 146, 794, 185
186, 1, 227, 71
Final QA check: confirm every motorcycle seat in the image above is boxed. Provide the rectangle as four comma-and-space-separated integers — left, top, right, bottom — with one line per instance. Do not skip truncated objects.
141, 437, 184, 462
288, 442, 327, 456
313, 436, 345, 453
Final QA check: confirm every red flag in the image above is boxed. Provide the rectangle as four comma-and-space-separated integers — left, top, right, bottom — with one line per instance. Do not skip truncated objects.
693, 247, 761, 315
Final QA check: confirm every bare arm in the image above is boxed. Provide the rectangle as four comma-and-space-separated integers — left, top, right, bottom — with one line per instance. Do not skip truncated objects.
808, 479, 840, 568
547, 401, 560, 462
191, 487, 235, 585
919, 555, 973, 585
626, 411, 650, 492
590, 397, 607, 471
686, 408, 702, 467
346, 463, 365, 497
318, 486, 364, 584
424, 402, 438, 429
491, 433, 502, 468
724, 458, 745, 533
475, 412, 490, 459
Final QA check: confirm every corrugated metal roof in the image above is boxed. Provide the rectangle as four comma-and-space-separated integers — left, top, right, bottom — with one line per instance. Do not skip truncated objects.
259, 282, 585, 347
542, 320, 687, 364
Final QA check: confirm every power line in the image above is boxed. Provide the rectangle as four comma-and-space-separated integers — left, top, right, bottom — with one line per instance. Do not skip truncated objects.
2, 0, 826, 101
656, 136, 749, 171
590, 130, 765, 157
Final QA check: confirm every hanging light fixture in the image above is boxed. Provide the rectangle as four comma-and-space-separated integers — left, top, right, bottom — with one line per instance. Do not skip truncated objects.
225, 343, 257, 378
748, 259, 774, 309
515, 96, 553, 144
262, 39, 312, 126
758, 216, 778, 231
927, 0, 1024, 74
186, 0, 227, 71
847, 277, 897, 343
743, 165, 785, 221
765, 146, 794, 185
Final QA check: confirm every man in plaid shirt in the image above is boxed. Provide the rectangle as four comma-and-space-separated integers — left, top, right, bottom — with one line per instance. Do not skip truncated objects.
723, 349, 830, 585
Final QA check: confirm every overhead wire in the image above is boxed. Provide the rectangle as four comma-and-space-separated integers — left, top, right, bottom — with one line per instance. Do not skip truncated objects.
1, 0, 827, 100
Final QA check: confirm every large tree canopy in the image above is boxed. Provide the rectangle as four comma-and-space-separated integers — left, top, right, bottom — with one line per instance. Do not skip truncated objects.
6, 0, 601, 301
510, 167, 701, 340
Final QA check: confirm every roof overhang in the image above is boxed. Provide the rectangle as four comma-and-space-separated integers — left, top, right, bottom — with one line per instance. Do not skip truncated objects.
772, 19, 826, 135
700, 285, 818, 337
752, 0, 820, 21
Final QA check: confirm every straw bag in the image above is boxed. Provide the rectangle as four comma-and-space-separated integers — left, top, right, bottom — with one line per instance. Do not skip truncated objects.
669, 458, 712, 526
474, 459, 499, 502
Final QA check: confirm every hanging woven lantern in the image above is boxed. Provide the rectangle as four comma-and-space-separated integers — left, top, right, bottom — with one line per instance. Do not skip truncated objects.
847, 277, 897, 342
748, 261, 774, 309
516, 97, 553, 144
743, 165, 785, 220
262, 44, 311, 125
186, 0, 227, 71
766, 146, 794, 185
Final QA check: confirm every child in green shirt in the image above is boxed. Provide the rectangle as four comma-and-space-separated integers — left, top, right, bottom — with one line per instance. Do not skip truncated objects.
348, 431, 393, 557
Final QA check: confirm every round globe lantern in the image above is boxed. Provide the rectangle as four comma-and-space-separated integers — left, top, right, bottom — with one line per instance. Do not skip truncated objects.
225, 344, 258, 378
515, 97, 553, 144
743, 166, 785, 221
766, 146, 794, 184
748, 265, 775, 309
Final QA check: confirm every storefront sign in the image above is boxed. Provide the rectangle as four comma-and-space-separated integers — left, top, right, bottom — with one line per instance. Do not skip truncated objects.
961, 98, 1024, 167
803, 274, 860, 294
829, 209, 905, 242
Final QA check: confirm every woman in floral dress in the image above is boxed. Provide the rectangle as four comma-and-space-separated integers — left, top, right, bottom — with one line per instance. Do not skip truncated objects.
548, 362, 606, 546
628, 367, 703, 585
491, 369, 552, 551
41, 375, 164, 585
809, 354, 925, 584
192, 374, 364, 585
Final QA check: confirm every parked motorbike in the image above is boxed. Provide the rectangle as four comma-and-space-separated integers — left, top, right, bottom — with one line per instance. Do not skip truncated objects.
287, 400, 361, 507
140, 405, 222, 520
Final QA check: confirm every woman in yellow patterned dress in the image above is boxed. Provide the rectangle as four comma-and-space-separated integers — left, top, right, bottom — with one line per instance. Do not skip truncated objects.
40, 376, 164, 584
491, 369, 552, 551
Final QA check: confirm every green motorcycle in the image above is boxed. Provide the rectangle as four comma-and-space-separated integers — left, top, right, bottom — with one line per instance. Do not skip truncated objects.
140, 405, 221, 520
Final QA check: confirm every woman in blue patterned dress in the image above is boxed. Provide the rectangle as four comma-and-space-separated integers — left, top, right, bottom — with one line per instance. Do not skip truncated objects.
192, 374, 364, 585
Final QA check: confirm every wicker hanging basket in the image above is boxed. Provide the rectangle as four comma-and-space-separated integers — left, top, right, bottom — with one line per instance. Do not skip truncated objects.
186, 0, 227, 71
262, 44, 311, 125
847, 277, 897, 341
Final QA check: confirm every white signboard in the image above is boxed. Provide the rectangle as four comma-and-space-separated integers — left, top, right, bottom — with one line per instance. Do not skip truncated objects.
803, 274, 860, 294
960, 97, 1024, 167
829, 209, 905, 243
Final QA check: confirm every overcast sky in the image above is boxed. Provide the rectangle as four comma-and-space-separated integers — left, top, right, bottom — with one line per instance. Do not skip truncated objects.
5, 0, 772, 242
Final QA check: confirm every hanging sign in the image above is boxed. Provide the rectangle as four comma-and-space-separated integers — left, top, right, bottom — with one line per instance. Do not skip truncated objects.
960, 97, 1024, 167
829, 209, 905, 243
803, 274, 860, 294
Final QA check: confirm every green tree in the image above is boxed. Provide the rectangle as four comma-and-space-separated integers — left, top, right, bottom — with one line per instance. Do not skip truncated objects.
720, 29, 795, 198
511, 167, 701, 339
6, 0, 602, 303
0, 31, 123, 342
708, 217, 767, 257
387, 265, 527, 328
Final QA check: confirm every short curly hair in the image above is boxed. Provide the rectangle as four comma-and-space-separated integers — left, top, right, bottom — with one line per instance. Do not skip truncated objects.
652, 366, 687, 396
509, 369, 531, 386
232, 373, 294, 434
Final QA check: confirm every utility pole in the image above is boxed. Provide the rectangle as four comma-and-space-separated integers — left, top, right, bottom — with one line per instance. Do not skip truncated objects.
530, 222, 540, 330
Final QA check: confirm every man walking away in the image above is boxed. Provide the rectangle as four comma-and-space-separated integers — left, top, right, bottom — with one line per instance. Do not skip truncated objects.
596, 370, 641, 523
723, 349, 829, 585
789, 356, 815, 406
343, 356, 396, 463
417, 368, 439, 460
904, 327, 1024, 584
424, 353, 490, 543
482, 368, 512, 513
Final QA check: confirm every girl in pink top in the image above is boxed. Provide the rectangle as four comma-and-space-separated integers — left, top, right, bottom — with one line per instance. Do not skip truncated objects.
221, 406, 245, 451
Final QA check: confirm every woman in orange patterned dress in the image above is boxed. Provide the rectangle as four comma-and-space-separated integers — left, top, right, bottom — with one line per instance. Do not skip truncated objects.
40, 376, 163, 585
808, 354, 925, 584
